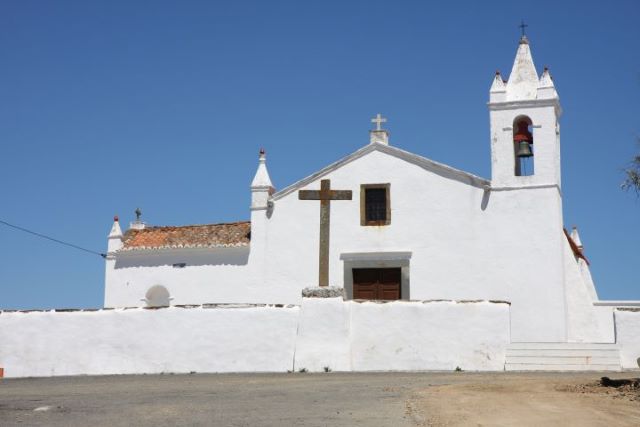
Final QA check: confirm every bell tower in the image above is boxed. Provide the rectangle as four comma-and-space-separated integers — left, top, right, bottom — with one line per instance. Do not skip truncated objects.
488, 35, 561, 188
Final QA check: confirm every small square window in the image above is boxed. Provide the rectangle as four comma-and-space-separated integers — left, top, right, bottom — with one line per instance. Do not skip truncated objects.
360, 184, 390, 226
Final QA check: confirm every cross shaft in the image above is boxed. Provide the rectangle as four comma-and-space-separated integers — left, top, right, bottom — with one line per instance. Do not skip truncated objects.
299, 179, 352, 287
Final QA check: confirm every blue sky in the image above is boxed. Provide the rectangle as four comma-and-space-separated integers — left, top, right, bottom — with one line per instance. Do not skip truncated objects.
1, 1, 638, 309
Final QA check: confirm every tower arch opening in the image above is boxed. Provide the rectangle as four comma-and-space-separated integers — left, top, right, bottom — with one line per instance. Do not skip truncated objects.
513, 116, 534, 176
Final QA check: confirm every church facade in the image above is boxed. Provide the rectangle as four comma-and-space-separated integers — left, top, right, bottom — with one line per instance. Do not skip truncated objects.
103, 37, 632, 348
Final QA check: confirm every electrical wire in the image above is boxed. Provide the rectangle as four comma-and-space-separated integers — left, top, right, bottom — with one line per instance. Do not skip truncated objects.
0, 219, 106, 258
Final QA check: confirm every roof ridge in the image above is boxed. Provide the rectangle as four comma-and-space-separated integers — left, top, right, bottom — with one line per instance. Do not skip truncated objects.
271, 143, 489, 201
132, 220, 251, 231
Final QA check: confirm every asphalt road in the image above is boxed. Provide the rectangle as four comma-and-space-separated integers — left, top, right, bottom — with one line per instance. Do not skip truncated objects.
1, 372, 456, 426
0, 371, 622, 427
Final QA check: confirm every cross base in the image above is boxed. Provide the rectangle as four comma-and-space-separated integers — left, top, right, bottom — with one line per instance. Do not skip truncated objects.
301, 286, 346, 299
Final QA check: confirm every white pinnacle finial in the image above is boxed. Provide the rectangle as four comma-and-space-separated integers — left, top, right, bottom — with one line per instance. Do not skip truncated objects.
109, 215, 123, 238
505, 37, 539, 101
251, 148, 274, 210
251, 148, 273, 189
107, 215, 123, 253
571, 226, 583, 250
371, 113, 387, 131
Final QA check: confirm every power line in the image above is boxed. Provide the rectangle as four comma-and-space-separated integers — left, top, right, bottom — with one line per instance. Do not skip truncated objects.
0, 219, 106, 258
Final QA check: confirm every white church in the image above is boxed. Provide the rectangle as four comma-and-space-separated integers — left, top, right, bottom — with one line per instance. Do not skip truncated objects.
105, 34, 618, 342
6, 35, 634, 377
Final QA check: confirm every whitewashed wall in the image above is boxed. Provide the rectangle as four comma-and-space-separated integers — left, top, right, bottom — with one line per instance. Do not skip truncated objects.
0, 299, 510, 378
265, 147, 566, 342
0, 305, 299, 378
615, 310, 640, 370
564, 240, 615, 343
294, 299, 510, 372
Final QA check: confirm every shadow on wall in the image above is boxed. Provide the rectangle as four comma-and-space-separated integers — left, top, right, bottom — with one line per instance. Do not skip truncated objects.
481, 188, 491, 211
114, 247, 250, 268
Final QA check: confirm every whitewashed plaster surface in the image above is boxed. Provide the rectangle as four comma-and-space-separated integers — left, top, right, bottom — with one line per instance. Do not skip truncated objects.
564, 239, 615, 343
107, 145, 570, 343
0, 305, 299, 378
348, 299, 510, 371
0, 300, 511, 378
615, 310, 640, 370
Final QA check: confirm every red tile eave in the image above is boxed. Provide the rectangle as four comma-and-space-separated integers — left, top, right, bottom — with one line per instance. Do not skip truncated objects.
121, 221, 251, 250
563, 228, 590, 266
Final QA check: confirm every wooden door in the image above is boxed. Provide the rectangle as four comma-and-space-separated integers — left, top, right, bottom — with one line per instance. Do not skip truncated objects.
353, 268, 401, 300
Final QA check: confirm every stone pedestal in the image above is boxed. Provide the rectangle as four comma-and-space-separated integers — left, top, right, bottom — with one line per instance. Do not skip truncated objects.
301, 286, 346, 299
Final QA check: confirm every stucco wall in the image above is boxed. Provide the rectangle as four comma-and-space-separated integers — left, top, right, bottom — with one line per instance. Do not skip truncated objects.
266, 149, 566, 342
0, 305, 299, 378
564, 240, 615, 343
0, 299, 510, 378
615, 310, 640, 370
104, 146, 568, 343
348, 300, 510, 371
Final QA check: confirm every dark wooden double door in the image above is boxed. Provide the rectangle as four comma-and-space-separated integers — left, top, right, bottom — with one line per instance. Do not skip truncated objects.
353, 268, 401, 300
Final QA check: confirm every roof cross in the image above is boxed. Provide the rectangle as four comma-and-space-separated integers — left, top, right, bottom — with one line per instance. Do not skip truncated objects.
519, 20, 528, 37
371, 113, 387, 131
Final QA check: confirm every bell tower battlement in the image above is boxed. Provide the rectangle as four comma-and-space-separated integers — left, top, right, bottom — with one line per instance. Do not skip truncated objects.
488, 35, 562, 189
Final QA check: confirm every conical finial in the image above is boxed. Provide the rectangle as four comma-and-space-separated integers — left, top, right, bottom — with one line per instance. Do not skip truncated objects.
251, 147, 274, 189
504, 28, 538, 101
109, 214, 123, 239
571, 226, 583, 250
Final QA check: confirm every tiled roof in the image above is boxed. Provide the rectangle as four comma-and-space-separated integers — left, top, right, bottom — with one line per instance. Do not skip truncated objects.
120, 221, 250, 251
564, 228, 589, 265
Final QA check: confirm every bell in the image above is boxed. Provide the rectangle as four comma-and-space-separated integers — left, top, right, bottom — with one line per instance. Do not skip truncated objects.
516, 140, 533, 158
513, 120, 533, 158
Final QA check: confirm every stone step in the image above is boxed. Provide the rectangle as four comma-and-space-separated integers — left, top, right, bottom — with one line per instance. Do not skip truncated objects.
507, 342, 618, 350
504, 342, 621, 372
505, 363, 621, 372
506, 349, 620, 357
505, 356, 620, 365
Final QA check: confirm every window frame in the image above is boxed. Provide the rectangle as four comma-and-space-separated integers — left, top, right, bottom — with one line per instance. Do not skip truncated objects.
360, 183, 391, 226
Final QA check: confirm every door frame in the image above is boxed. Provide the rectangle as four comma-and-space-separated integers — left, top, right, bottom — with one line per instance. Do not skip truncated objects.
340, 252, 411, 300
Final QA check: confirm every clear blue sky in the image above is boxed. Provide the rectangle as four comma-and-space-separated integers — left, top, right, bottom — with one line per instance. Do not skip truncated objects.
1, 1, 638, 309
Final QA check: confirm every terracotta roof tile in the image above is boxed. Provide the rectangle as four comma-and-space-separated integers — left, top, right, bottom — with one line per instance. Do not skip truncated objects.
120, 221, 250, 251
564, 228, 589, 265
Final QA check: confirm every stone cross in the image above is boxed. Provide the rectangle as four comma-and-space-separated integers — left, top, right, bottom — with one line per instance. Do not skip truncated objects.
298, 179, 352, 287
371, 113, 387, 131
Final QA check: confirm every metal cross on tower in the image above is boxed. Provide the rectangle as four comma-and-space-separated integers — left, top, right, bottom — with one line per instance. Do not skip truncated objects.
298, 179, 352, 287
519, 20, 528, 37
371, 113, 387, 131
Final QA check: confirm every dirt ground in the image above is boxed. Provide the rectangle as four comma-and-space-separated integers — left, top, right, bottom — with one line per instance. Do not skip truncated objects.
408, 373, 640, 426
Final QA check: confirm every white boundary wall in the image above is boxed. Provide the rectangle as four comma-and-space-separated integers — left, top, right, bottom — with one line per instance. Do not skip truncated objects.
294, 299, 510, 372
615, 310, 640, 370
0, 305, 300, 378
0, 300, 510, 378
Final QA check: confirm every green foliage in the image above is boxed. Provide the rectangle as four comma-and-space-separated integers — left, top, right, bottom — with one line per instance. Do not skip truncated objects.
323, 366, 331, 373
622, 144, 640, 195
454, 366, 463, 372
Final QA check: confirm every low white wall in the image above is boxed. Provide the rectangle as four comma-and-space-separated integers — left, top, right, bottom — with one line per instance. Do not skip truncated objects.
0, 299, 511, 378
0, 305, 299, 378
294, 299, 511, 372
615, 310, 640, 370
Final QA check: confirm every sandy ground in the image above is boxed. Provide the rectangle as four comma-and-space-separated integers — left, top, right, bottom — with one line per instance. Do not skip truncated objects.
0, 372, 639, 426
409, 373, 640, 426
